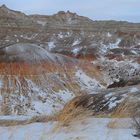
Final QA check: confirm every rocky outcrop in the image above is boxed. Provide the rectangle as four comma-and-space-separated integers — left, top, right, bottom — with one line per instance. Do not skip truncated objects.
0, 5, 39, 29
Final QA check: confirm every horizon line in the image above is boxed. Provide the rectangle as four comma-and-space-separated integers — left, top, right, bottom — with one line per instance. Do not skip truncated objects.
0, 4, 140, 24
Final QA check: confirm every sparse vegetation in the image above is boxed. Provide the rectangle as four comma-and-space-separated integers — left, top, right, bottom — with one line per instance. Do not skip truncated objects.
0, 3, 140, 140
57, 107, 91, 126
0, 115, 57, 126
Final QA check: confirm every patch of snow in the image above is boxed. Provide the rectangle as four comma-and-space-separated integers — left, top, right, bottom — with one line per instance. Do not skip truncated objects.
100, 38, 121, 54
72, 47, 81, 55
16, 39, 19, 42
20, 34, 38, 40
107, 32, 112, 37
48, 41, 56, 51
98, 59, 140, 86
72, 39, 81, 46
75, 69, 104, 91
57, 32, 72, 39
109, 38, 121, 49
25, 79, 74, 115
58, 32, 64, 39
56, 90, 74, 103
138, 42, 140, 45
32, 101, 55, 115
66, 32, 72, 37
25, 79, 55, 115
131, 50, 138, 55
0, 116, 30, 121
108, 97, 124, 110
130, 87, 139, 93
67, 17, 72, 23
105, 92, 114, 98
130, 61, 140, 69
37, 20, 46, 26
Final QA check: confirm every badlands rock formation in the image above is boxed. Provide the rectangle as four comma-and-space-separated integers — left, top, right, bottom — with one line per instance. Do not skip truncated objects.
0, 5, 139, 119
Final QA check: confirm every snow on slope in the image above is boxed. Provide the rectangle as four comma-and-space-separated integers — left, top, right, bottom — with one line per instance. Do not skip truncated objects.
2, 43, 77, 63
22, 79, 75, 115
0, 118, 138, 140
72, 39, 81, 46
48, 41, 56, 51
4, 43, 58, 62
75, 69, 104, 91
0, 77, 75, 116
96, 59, 140, 86
72, 47, 81, 55
100, 38, 121, 54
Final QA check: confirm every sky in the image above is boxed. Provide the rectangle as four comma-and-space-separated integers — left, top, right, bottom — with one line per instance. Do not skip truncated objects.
0, 0, 140, 22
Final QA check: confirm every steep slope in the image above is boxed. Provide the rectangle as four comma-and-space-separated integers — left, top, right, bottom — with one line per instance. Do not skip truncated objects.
0, 5, 139, 126
0, 43, 77, 63
0, 43, 105, 116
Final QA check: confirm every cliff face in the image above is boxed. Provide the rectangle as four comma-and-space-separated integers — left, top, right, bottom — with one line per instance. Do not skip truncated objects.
0, 5, 140, 117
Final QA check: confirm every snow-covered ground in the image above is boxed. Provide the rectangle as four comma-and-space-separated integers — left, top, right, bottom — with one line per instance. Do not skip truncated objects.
100, 38, 121, 54
48, 41, 56, 50
75, 69, 104, 91
72, 47, 81, 55
0, 75, 75, 116
0, 118, 138, 140
95, 59, 140, 86
72, 39, 81, 46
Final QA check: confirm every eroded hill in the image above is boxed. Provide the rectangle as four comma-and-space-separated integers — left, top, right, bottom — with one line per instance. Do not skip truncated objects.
0, 5, 139, 120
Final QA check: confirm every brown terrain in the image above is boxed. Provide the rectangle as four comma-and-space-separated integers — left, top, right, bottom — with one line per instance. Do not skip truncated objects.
0, 4, 140, 127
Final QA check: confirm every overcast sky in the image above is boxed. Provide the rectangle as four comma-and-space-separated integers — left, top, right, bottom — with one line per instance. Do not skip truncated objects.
0, 0, 140, 22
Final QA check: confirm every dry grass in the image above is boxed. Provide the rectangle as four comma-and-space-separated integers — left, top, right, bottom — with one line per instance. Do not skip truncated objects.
57, 107, 91, 126
51, 107, 92, 134
0, 107, 91, 127
56, 94, 140, 126
111, 97, 139, 118
0, 95, 92, 127
56, 95, 93, 126
107, 119, 131, 129
1, 93, 139, 127
0, 115, 57, 127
